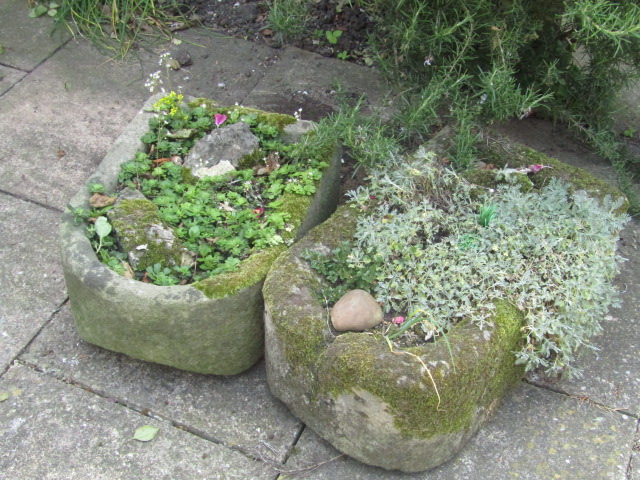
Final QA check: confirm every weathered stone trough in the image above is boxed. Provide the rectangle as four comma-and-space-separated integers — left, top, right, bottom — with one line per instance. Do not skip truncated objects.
262, 137, 628, 472
60, 96, 341, 375
263, 204, 526, 472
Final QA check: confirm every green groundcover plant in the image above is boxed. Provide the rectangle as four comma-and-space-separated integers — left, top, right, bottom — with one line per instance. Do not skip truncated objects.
305, 147, 629, 377
70, 93, 332, 286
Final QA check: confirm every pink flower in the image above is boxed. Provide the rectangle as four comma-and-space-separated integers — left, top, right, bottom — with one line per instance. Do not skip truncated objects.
528, 164, 544, 173
214, 113, 227, 127
392, 316, 405, 325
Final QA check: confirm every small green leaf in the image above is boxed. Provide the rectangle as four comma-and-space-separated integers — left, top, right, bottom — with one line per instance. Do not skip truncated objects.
0, 44, 5, 55
95, 216, 112, 239
0, 392, 9, 402
29, 5, 49, 17
133, 425, 160, 442
49, 2, 60, 8
47, 8, 58, 17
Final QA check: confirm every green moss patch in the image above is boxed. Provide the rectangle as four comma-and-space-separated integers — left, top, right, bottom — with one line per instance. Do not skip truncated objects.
474, 139, 629, 214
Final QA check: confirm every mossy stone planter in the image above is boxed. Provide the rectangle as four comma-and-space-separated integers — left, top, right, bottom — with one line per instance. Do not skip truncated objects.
263, 137, 628, 471
263, 205, 526, 472
60, 96, 342, 375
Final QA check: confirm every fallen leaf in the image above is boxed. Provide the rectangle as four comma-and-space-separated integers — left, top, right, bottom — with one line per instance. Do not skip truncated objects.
166, 58, 181, 70
121, 262, 135, 279
28, 5, 48, 17
133, 425, 160, 442
0, 392, 9, 402
262, 28, 273, 37
0, 44, 5, 55
57, 148, 65, 159
89, 193, 116, 208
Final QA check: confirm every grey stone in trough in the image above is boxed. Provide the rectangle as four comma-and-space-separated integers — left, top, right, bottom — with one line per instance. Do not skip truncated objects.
184, 121, 259, 178
108, 197, 185, 270
60, 95, 342, 375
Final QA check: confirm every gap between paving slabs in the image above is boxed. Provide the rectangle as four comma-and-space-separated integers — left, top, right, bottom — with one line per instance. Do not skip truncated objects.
0, 364, 277, 480
19, 302, 304, 466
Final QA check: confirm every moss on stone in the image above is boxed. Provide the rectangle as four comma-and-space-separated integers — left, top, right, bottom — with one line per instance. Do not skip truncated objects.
265, 204, 525, 440
194, 246, 285, 299
314, 300, 524, 439
188, 98, 296, 131
476, 140, 629, 214
237, 148, 264, 170
108, 198, 185, 270
180, 166, 198, 185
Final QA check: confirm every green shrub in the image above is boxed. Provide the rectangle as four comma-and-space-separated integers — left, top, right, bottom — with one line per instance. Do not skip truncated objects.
355, 0, 640, 209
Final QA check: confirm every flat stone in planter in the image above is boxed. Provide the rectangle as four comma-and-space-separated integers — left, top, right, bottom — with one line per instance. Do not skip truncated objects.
60, 96, 342, 375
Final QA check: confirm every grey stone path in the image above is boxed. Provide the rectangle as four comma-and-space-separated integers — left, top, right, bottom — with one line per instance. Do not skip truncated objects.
1, 1, 638, 478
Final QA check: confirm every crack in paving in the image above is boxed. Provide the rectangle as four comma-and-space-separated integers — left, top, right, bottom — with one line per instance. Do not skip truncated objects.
524, 378, 639, 419
0, 188, 64, 214
0, 36, 73, 99
11, 357, 283, 471
1, 299, 67, 378
626, 418, 640, 480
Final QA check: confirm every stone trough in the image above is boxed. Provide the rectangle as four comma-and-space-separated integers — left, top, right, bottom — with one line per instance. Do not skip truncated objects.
60, 96, 341, 375
262, 137, 629, 471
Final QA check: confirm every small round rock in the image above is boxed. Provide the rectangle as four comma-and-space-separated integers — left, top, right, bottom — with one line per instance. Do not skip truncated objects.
331, 289, 383, 332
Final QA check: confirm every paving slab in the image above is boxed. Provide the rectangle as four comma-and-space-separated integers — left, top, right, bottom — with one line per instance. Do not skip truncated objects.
0, 64, 26, 96
0, 39, 154, 210
0, 363, 276, 480
164, 28, 276, 104
282, 383, 636, 479
19, 303, 302, 463
613, 81, 640, 137
242, 46, 393, 121
0, 0, 70, 71
0, 194, 66, 372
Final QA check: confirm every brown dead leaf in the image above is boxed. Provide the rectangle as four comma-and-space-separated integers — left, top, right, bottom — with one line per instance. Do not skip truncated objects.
254, 152, 281, 176
121, 262, 135, 279
89, 193, 117, 208
57, 148, 65, 159
262, 28, 273, 37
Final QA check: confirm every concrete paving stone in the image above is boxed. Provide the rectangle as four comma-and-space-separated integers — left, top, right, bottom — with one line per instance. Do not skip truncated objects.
242, 46, 393, 122
0, 193, 66, 372
0, 363, 276, 480
0, 0, 70, 71
165, 29, 276, 104
0, 39, 152, 210
20, 303, 302, 463
613, 82, 640, 136
282, 383, 636, 480
0, 64, 26, 97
